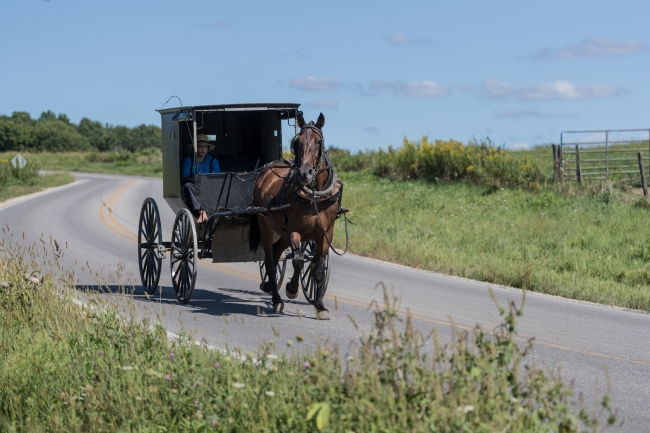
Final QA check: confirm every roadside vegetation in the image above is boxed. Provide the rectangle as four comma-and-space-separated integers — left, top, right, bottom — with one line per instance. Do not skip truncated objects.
0, 148, 163, 178
0, 241, 615, 431
0, 158, 74, 203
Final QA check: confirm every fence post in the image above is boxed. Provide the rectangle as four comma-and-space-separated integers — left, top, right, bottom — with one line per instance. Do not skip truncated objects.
552, 144, 559, 183
575, 144, 582, 184
638, 152, 648, 197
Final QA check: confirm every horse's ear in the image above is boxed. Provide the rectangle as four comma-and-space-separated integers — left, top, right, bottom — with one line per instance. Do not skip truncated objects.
297, 111, 306, 129
316, 113, 325, 129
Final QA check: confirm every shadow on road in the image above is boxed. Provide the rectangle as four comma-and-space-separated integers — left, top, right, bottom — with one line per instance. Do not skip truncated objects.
74, 284, 315, 319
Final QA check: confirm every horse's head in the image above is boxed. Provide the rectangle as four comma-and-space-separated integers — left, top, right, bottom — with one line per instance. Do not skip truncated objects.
292, 112, 325, 186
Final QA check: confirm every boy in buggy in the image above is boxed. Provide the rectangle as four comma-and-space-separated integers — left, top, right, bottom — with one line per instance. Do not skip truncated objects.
181, 133, 221, 223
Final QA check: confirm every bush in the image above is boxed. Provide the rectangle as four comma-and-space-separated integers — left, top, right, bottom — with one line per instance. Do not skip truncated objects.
328, 137, 545, 190
0, 159, 42, 189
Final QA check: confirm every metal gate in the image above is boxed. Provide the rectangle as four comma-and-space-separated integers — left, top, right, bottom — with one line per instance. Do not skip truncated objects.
558, 129, 650, 183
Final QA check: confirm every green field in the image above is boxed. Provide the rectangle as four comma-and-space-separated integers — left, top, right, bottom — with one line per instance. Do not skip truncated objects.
338, 171, 650, 310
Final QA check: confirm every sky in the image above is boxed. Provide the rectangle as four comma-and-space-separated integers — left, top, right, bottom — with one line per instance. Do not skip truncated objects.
1, 0, 649, 151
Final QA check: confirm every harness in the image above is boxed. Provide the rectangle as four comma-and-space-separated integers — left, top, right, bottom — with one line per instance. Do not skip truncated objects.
289, 124, 350, 256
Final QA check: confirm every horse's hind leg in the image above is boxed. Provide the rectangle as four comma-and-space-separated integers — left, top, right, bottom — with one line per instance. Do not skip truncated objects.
285, 232, 303, 299
259, 218, 284, 313
313, 239, 330, 320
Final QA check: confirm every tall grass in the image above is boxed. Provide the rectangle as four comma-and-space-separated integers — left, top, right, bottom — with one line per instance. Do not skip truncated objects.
0, 240, 615, 431
328, 137, 545, 189
0, 148, 163, 178
0, 159, 74, 203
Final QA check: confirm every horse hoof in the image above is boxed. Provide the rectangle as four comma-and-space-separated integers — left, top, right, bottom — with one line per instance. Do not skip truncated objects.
273, 302, 285, 313
260, 282, 272, 293
285, 283, 299, 299
316, 309, 330, 320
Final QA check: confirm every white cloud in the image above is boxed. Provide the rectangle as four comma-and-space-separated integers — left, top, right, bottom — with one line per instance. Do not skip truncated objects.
481, 80, 514, 98
290, 76, 342, 91
535, 37, 649, 60
370, 80, 450, 98
308, 99, 339, 109
386, 33, 429, 45
493, 108, 577, 119
480, 80, 621, 100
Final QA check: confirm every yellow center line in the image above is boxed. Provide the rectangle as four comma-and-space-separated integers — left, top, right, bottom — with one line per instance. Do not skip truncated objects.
107, 179, 138, 241
99, 180, 137, 241
98, 182, 650, 367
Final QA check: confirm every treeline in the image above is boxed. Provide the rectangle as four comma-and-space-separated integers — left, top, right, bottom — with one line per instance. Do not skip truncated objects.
0, 111, 161, 152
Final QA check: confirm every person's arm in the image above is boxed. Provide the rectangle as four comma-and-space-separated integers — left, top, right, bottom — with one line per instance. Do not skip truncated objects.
211, 156, 221, 174
181, 156, 194, 183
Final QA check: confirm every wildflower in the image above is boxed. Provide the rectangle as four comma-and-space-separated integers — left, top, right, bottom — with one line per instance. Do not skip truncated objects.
232, 383, 245, 388
265, 391, 275, 397
169, 352, 175, 360
121, 366, 134, 371
266, 354, 278, 360
99, 350, 104, 356
213, 362, 220, 369
79, 374, 83, 378
0, 281, 8, 289
194, 400, 199, 407
165, 375, 171, 381
303, 361, 311, 369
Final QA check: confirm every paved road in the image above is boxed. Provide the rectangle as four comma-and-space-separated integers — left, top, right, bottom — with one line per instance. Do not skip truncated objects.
2, 172, 649, 430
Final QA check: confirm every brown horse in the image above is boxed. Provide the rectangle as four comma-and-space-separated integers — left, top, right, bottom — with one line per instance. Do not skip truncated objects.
248, 112, 342, 320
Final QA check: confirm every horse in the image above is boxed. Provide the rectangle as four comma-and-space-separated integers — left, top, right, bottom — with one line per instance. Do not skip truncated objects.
248, 112, 342, 320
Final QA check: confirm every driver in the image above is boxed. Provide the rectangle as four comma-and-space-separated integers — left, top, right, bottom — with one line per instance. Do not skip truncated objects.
181, 133, 221, 223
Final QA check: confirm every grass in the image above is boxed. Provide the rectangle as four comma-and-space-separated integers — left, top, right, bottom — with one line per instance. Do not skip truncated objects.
0, 158, 74, 203
0, 148, 163, 178
0, 240, 615, 431
337, 170, 650, 311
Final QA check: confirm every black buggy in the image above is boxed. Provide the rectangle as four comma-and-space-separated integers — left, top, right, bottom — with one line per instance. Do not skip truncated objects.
137, 104, 330, 304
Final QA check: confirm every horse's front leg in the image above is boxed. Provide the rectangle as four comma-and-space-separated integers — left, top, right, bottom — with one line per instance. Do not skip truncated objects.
285, 231, 303, 299
259, 218, 284, 313
313, 238, 330, 320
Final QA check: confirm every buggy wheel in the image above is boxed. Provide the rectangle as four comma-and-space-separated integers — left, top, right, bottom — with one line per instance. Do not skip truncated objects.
258, 249, 288, 290
137, 198, 162, 295
300, 241, 330, 305
170, 209, 198, 304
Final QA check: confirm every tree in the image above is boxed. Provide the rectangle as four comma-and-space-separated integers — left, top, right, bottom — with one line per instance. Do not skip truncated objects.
38, 110, 57, 122
11, 111, 34, 124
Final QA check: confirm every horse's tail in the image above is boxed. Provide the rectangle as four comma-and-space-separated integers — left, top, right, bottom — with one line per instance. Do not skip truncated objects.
248, 215, 261, 252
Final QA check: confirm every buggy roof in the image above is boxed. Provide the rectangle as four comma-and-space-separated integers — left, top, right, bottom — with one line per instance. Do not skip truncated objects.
157, 103, 301, 115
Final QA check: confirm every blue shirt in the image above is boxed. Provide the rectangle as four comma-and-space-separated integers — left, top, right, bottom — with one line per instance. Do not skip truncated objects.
182, 155, 221, 178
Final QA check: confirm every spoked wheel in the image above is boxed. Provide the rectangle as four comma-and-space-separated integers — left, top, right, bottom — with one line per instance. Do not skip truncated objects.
170, 209, 198, 304
258, 249, 288, 291
300, 241, 330, 305
138, 198, 163, 295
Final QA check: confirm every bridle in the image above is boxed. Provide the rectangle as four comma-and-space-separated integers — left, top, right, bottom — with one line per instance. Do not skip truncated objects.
291, 125, 327, 175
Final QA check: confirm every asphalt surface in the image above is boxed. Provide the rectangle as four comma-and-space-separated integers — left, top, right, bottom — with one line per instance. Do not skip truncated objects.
2, 172, 649, 431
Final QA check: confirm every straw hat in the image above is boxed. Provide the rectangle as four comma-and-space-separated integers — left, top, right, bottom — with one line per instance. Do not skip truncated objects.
196, 134, 216, 152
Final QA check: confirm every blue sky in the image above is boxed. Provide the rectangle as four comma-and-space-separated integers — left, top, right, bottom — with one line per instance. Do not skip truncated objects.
1, 1, 649, 151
